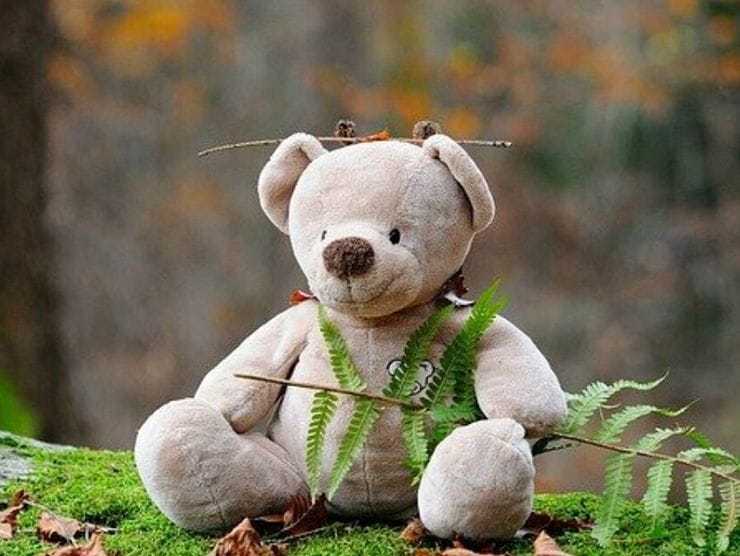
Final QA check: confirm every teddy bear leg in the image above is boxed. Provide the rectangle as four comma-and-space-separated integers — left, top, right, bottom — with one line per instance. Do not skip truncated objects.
417, 418, 534, 540
134, 397, 307, 532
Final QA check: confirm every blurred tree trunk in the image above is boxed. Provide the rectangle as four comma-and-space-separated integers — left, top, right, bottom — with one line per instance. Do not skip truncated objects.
0, 0, 79, 441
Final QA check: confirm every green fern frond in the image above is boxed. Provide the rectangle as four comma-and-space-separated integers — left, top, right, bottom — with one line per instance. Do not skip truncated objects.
451, 287, 506, 410
717, 481, 739, 552
384, 304, 453, 400
430, 419, 458, 447
594, 404, 691, 444
686, 468, 713, 546
318, 305, 366, 391
428, 403, 480, 424
560, 373, 668, 434
306, 391, 339, 498
634, 426, 690, 452
592, 453, 634, 546
678, 447, 738, 467
641, 460, 674, 530
683, 429, 739, 469
327, 399, 382, 499
608, 372, 669, 394
401, 408, 428, 484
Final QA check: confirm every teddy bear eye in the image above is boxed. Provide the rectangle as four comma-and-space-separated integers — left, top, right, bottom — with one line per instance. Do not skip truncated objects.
321, 230, 327, 240
389, 228, 401, 245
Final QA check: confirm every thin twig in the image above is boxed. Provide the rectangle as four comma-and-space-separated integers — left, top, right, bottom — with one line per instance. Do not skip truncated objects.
554, 432, 739, 484
199, 137, 513, 157
233, 373, 738, 484
232, 373, 423, 410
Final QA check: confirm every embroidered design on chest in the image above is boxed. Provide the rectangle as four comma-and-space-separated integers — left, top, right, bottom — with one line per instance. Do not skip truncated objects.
385, 358, 438, 396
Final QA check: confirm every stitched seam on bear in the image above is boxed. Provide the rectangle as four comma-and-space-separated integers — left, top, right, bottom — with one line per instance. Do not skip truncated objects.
478, 430, 534, 472
233, 336, 309, 435
179, 430, 228, 528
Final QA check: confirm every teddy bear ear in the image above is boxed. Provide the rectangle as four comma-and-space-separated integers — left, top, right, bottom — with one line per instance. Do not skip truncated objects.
422, 134, 495, 233
257, 133, 327, 234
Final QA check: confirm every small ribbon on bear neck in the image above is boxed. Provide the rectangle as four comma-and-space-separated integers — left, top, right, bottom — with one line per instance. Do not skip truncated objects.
439, 268, 474, 307
289, 289, 317, 305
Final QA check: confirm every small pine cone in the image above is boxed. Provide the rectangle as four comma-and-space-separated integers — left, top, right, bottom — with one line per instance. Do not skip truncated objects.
412, 120, 443, 140
334, 119, 356, 145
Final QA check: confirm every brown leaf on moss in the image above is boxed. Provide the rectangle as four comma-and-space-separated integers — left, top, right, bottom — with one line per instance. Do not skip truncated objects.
211, 517, 272, 556
0, 490, 31, 540
267, 543, 288, 556
37, 511, 83, 544
42, 532, 108, 555
400, 518, 428, 544
282, 494, 309, 528
281, 494, 327, 537
10, 490, 31, 507
532, 531, 572, 556
519, 512, 591, 538
441, 548, 484, 556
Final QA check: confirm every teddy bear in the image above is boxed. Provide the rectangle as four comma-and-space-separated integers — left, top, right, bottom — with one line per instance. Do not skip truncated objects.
134, 123, 568, 541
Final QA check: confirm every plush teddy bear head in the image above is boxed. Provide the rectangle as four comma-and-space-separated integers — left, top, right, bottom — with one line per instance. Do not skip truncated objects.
257, 130, 495, 318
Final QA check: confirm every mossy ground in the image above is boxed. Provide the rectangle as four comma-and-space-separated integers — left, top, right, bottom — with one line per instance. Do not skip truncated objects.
0, 436, 737, 555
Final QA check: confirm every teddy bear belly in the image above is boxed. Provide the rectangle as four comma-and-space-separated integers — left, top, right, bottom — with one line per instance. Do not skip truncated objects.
268, 386, 418, 518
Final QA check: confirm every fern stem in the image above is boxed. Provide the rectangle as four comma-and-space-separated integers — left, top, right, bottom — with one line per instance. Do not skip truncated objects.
198, 136, 513, 157
555, 432, 739, 484
233, 373, 423, 410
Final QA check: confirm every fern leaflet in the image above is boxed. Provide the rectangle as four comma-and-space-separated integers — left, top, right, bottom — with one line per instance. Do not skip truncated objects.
306, 391, 339, 498
428, 402, 480, 424
422, 281, 503, 411
678, 447, 738, 467
717, 481, 739, 552
641, 460, 674, 530
634, 426, 689, 452
327, 399, 382, 499
401, 408, 428, 484
595, 404, 691, 444
592, 453, 634, 546
384, 304, 453, 399
452, 286, 506, 410
686, 468, 713, 546
318, 305, 366, 391
560, 373, 667, 434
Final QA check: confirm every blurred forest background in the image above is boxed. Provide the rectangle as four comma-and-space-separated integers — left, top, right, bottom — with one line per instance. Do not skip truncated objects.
1, 0, 738, 494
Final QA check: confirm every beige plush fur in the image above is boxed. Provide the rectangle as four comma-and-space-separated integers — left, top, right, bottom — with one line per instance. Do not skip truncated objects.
135, 133, 567, 539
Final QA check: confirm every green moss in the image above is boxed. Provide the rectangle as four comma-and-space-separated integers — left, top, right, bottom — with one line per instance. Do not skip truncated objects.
0, 439, 737, 555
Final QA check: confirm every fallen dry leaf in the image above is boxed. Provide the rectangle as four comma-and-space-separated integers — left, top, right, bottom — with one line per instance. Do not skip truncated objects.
0, 490, 31, 541
282, 495, 310, 528
361, 129, 391, 142
41, 532, 108, 555
267, 544, 288, 556
37, 511, 83, 544
532, 531, 573, 556
211, 517, 272, 556
441, 548, 485, 556
519, 512, 591, 538
10, 490, 31, 507
400, 518, 427, 544
280, 494, 327, 537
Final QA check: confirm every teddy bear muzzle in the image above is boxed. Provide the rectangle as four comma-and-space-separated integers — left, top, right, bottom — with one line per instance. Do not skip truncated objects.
322, 237, 375, 279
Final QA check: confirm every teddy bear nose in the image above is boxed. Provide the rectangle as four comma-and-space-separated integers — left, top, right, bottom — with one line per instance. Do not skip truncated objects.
323, 237, 375, 279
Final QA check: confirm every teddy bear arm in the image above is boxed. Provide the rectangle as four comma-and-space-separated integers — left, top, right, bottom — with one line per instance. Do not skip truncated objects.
474, 316, 567, 438
195, 301, 317, 433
